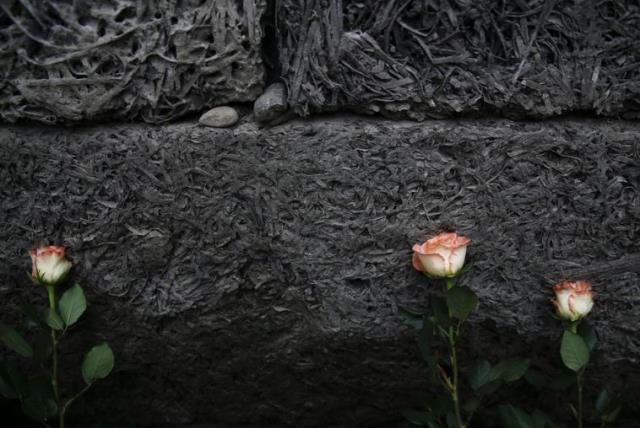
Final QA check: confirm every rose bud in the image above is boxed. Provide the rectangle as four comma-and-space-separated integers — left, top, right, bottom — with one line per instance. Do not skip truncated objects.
412, 232, 471, 278
30, 245, 72, 286
552, 280, 594, 322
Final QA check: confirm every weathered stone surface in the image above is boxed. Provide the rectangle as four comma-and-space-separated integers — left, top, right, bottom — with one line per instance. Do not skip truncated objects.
0, 117, 638, 426
278, 0, 640, 120
0, 0, 266, 124
199, 106, 240, 128
253, 83, 288, 122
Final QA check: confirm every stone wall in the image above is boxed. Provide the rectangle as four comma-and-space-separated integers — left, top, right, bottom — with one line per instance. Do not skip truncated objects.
4, 1, 640, 125
0, 0, 265, 124
278, 0, 640, 120
0, 117, 638, 426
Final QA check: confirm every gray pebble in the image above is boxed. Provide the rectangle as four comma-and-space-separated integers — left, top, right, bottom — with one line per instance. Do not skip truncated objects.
253, 83, 288, 122
199, 106, 239, 128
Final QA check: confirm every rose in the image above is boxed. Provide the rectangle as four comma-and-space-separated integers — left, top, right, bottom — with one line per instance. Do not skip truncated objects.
552, 280, 594, 322
412, 232, 471, 278
30, 246, 72, 286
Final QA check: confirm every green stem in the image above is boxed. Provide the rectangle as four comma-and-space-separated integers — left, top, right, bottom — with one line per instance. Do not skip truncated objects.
46, 287, 59, 401
52, 327, 59, 399
47, 285, 56, 309
445, 277, 455, 290
569, 321, 579, 334
577, 372, 584, 428
46, 286, 61, 428
448, 330, 464, 428
444, 277, 463, 427
60, 384, 91, 428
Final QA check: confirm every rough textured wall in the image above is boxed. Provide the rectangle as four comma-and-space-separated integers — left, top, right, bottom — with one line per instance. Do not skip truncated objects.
278, 0, 640, 120
0, 0, 265, 124
0, 118, 639, 426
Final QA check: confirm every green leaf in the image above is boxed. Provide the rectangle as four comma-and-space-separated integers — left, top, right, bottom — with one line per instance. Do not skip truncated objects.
59, 283, 87, 327
596, 389, 622, 423
0, 322, 33, 357
400, 307, 425, 330
596, 389, 610, 414
445, 286, 478, 321
560, 330, 590, 372
476, 379, 502, 396
602, 406, 622, 423
82, 343, 114, 384
469, 359, 492, 391
578, 322, 597, 352
43, 308, 64, 331
491, 358, 530, 382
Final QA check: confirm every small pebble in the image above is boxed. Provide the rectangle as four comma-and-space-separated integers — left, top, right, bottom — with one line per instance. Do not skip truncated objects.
199, 106, 239, 128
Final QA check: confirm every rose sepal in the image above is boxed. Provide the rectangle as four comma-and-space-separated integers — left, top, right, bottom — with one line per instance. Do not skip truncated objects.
421, 270, 460, 281
567, 320, 580, 334
32, 270, 71, 288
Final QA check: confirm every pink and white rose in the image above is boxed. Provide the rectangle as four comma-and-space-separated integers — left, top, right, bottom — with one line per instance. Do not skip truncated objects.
412, 232, 471, 278
30, 246, 72, 286
552, 280, 594, 322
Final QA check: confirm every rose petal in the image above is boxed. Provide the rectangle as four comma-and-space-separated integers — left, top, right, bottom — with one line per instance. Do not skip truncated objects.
448, 246, 467, 275
412, 253, 424, 272
418, 253, 448, 278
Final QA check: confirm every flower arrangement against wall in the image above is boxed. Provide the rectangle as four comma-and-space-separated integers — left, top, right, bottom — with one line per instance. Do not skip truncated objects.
0, 246, 114, 428
402, 232, 622, 428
